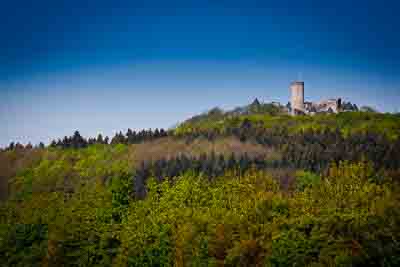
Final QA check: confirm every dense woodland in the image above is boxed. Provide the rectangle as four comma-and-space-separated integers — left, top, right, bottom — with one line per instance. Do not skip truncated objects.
1, 103, 400, 266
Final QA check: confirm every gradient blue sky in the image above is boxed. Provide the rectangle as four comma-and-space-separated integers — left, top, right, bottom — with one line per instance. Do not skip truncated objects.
1, 0, 399, 146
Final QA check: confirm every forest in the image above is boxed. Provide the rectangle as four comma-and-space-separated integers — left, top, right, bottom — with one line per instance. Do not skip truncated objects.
1, 105, 400, 266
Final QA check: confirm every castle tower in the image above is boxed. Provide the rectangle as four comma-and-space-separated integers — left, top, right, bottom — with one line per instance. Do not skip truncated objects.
290, 81, 304, 115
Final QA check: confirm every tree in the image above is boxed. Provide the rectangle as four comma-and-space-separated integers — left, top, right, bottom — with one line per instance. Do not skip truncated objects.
111, 132, 126, 145
71, 130, 87, 149
62, 136, 71, 148
8, 142, 15, 150
96, 134, 104, 144
360, 105, 377, 113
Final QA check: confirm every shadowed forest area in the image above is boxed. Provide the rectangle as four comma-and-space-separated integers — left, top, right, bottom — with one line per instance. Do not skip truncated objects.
1, 108, 400, 266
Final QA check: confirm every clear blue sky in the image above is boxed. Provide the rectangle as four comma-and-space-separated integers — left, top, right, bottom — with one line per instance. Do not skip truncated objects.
1, 0, 399, 146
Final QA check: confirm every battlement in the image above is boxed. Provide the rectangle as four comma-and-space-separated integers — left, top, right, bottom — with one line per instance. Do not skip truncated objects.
290, 81, 305, 86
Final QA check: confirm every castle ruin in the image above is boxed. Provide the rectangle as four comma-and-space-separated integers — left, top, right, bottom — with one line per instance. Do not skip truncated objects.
289, 81, 343, 115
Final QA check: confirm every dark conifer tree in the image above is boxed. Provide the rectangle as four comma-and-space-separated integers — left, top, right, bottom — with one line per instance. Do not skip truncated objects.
56, 139, 63, 147
8, 142, 15, 150
50, 140, 57, 148
71, 130, 87, 149
62, 136, 70, 148
111, 131, 126, 145
96, 134, 104, 144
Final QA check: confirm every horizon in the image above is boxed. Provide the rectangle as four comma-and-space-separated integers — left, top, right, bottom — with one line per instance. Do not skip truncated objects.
2, 0, 400, 146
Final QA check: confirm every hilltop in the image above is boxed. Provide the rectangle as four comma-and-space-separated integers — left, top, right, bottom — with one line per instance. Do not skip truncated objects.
175, 100, 399, 139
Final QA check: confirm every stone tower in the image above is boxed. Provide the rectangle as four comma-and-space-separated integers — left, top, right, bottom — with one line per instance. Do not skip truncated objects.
290, 81, 304, 115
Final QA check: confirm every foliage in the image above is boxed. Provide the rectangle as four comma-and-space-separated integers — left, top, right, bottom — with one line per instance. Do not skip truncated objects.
0, 160, 399, 266
48, 128, 168, 149
7, 144, 131, 200
174, 112, 400, 172
175, 111, 400, 141
1, 105, 400, 266
295, 170, 321, 191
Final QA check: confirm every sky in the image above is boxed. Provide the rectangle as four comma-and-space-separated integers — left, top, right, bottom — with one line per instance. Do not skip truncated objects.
1, 0, 399, 146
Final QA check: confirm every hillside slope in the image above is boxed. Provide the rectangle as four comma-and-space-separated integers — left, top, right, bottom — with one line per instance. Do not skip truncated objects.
1, 106, 400, 266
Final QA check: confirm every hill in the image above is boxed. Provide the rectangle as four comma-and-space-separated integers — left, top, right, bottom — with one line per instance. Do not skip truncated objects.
175, 101, 399, 139
1, 103, 400, 266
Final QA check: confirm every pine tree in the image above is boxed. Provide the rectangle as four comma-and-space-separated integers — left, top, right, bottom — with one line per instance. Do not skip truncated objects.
71, 130, 87, 149
96, 134, 104, 144
8, 142, 15, 150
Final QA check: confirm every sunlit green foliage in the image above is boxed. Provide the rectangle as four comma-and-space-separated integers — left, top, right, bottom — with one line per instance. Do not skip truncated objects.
0, 180, 119, 266
175, 111, 400, 140
295, 170, 321, 191
279, 161, 400, 267
1, 161, 399, 266
114, 163, 398, 266
8, 144, 131, 200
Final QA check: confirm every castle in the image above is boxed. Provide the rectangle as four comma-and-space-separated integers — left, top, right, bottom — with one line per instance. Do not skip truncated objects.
289, 81, 348, 115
